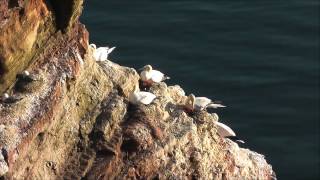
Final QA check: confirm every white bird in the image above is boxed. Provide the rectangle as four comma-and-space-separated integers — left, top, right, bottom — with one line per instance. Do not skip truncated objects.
185, 94, 226, 112
129, 85, 156, 105
215, 121, 245, 143
215, 121, 236, 137
89, 44, 116, 61
139, 65, 170, 86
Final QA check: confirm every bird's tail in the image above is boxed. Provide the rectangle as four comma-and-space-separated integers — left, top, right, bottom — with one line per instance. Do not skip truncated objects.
206, 103, 226, 109
226, 136, 245, 144
164, 75, 170, 80
107, 47, 116, 54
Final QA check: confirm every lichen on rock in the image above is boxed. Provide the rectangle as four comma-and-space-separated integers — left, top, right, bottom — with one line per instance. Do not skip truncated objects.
0, 0, 276, 179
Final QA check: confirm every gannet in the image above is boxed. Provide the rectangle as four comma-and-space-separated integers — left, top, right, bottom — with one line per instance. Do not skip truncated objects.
215, 121, 236, 137
185, 94, 226, 112
215, 122, 245, 143
89, 43, 116, 61
0, 93, 22, 104
129, 85, 156, 105
139, 65, 170, 86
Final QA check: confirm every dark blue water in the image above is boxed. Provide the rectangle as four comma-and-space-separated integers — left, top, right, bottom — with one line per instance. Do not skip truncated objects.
81, 1, 319, 179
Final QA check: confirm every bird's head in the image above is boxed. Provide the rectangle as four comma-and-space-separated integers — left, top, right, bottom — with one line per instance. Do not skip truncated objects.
23, 70, 30, 76
185, 93, 196, 111
3, 93, 9, 99
89, 43, 97, 50
141, 65, 152, 72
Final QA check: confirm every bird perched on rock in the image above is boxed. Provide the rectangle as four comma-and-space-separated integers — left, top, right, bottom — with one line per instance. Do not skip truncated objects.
184, 94, 225, 113
89, 43, 116, 61
215, 121, 235, 137
215, 121, 245, 144
0, 93, 22, 104
129, 85, 156, 105
139, 65, 170, 87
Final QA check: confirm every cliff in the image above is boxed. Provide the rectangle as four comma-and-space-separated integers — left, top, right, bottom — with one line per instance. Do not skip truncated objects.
0, 0, 276, 179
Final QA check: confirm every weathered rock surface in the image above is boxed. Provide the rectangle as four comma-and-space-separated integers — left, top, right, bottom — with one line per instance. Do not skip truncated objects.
0, 0, 276, 179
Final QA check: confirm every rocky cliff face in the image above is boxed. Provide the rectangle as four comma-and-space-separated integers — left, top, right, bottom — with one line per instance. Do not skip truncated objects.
0, 0, 276, 179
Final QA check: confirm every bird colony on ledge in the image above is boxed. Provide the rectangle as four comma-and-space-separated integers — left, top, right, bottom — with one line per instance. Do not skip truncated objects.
0, 43, 244, 144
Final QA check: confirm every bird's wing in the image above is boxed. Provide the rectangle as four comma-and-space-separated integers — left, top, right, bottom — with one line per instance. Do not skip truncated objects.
136, 92, 156, 104
215, 122, 236, 137
94, 47, 111, 61
99, 48, 110, 60
195, 97, 211, 107
150, 70, 165, 82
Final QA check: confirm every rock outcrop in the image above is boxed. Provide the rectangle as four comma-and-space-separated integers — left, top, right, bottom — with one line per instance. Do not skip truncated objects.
0, 0, 276, 179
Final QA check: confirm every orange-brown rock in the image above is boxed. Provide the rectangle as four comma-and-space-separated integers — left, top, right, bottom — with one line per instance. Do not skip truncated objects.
0, 0, 84, 94
0, 0, 276, 179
